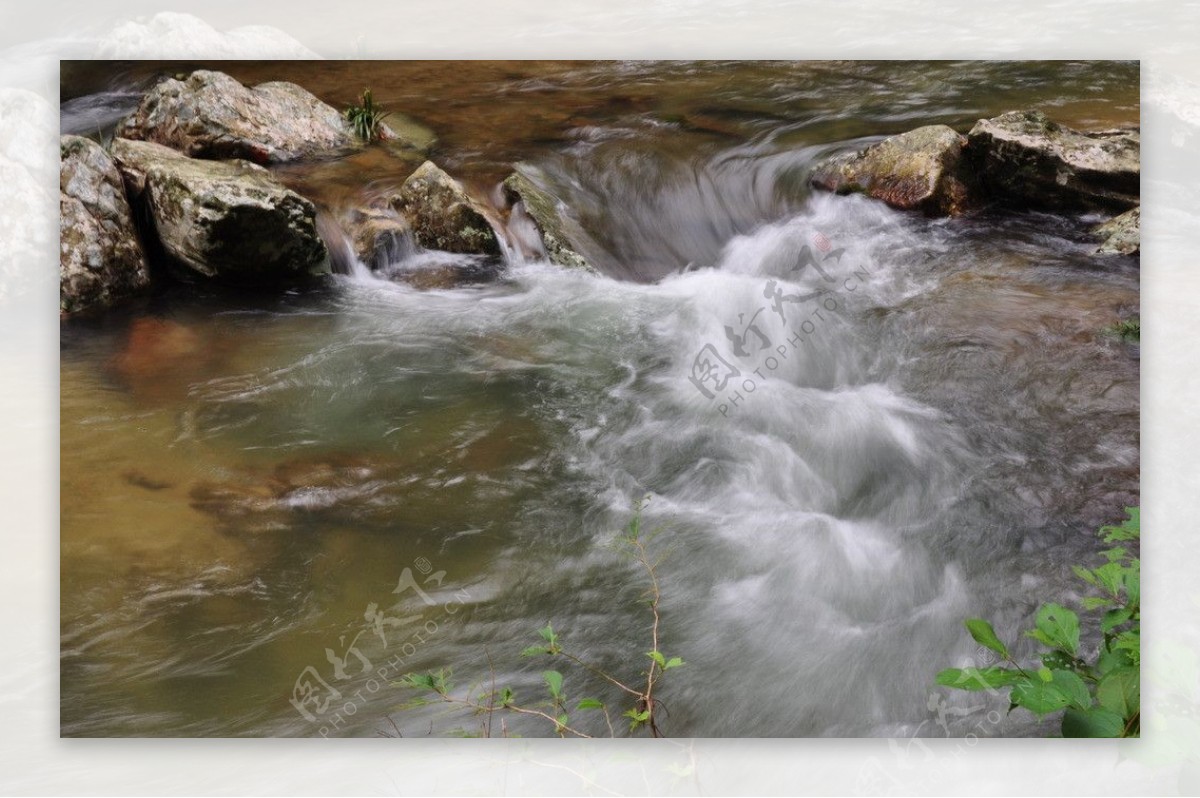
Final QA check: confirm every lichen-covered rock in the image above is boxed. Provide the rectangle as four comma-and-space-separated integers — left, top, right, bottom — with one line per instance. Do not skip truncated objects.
390, 161, 501, 255
1094, 206, 1140, 256
110, 138, 329, 285
60, 135, 150, 314
966, 110, 1139, 212
503, 166, 597, 272
118, 70, 428, 164
810, 125, 976, 216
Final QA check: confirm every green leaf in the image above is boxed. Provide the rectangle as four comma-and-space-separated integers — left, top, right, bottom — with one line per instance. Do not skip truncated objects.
1050, 669, 1092, 711
664, 656, 685, 670
576, 698, 604, 710
1011, 678, 1071, 715
623, 707, 651, 730
1097, 645, 1134, 675
538, 624, 556, 644
936, 667, 1026, 691
1097, 667, 1139, 718
1081, 596, 1114, 611
1112, 630, 1141, 665
1072, 565, 1098, 587
1037, 666, 1053, 682
1100, 508, 1139, 543
647, 651, 666, 668
1026, 603, 1080, 655
521, 646, 548, 657
1101, 608, 1133, 633
1093, 562, 1126, 598
500, 687, 514, 707
965, 619, 1009, 658
542, 670, 563, 699
1101, 547, 1127, 563
402, 672, 436, 692
1124, 566, 1140, 608
1062, 707, 1125, 738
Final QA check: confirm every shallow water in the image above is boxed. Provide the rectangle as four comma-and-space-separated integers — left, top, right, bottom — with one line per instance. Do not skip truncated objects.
60, 60, 1138, 737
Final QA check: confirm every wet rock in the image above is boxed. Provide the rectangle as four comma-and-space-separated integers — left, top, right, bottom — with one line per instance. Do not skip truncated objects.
118, 70, 429, 164
390, 161, 502, 256
59, 135, 151, 314
110, 138, 329, 285
342, 206, 412, 270
1093, 206, 1140, 256
966, 110, 1139, 212
383, 256, 502, 290
503, 165, 597, 271
810, 125, 977, 216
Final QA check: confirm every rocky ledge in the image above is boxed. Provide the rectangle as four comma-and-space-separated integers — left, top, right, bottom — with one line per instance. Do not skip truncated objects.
118, 70, 431, 164
810, 109, 1140, 257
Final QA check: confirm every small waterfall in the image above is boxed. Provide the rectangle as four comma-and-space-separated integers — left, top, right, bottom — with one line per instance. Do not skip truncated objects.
315, 211, 373, 280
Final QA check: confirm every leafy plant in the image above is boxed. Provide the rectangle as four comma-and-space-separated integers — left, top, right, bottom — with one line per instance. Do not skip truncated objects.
1105, 317, 1140, 343
397, 495, 684, 737
936, 507, 1140, 737
344, 88, 391, 143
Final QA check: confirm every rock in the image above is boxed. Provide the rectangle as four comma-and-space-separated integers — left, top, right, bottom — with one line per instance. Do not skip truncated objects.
189, 454, 397, 533
390, 161, 502, 255
110, 138, 329, 285
809, 125, 976, 216
342, 206, 412, 270
60, 135, 151, 314
118, 70, 428, 164
503, 166, 597, 271
1093, 206, 1140, 256
383, 256, 502, 290
966, 110, 1139, 212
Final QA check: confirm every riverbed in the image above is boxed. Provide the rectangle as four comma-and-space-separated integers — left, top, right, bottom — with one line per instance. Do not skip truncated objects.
60, 60, 1139, 737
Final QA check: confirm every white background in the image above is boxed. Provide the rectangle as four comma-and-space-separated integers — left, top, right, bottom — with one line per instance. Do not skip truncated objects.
2, 2, 1197, 794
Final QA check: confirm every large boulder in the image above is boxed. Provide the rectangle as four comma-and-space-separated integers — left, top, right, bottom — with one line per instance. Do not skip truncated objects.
118, 70, 428, 164
60, 135, 151, 314
966, 110, 1139, 212
1093, 206, 1140, 256
110, 138, 329, 285
390, 161, 501, 256
809, 125, 977, 216
503, 166, 597, 271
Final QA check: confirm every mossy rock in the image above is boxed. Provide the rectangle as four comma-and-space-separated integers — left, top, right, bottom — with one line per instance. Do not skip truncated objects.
503, 166, 597, 272
390, 161, 502, 256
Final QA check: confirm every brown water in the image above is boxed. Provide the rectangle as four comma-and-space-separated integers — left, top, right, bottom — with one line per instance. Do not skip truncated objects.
60, 60, 1138, 737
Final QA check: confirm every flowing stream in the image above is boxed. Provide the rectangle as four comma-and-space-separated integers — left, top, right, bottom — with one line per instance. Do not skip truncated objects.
60, 60, 1139, 737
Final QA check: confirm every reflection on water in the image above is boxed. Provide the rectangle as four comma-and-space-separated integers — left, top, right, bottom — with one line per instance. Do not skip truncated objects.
60, 60, 1138, 737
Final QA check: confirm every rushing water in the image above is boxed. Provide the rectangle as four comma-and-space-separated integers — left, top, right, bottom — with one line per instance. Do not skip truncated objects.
60, 60, 1139, 737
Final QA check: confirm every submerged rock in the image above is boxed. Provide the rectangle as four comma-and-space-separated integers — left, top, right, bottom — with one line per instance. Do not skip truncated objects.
110, 138, 329, 285
809, 125, 977, 216
190, 454, 390, 532
1093, 206, 1140, 256
118, 70, 428, 164
966, 110, 1139, 212
59, 135, 151, 314
503, 166, 597, 271
390, 161, 502, 256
